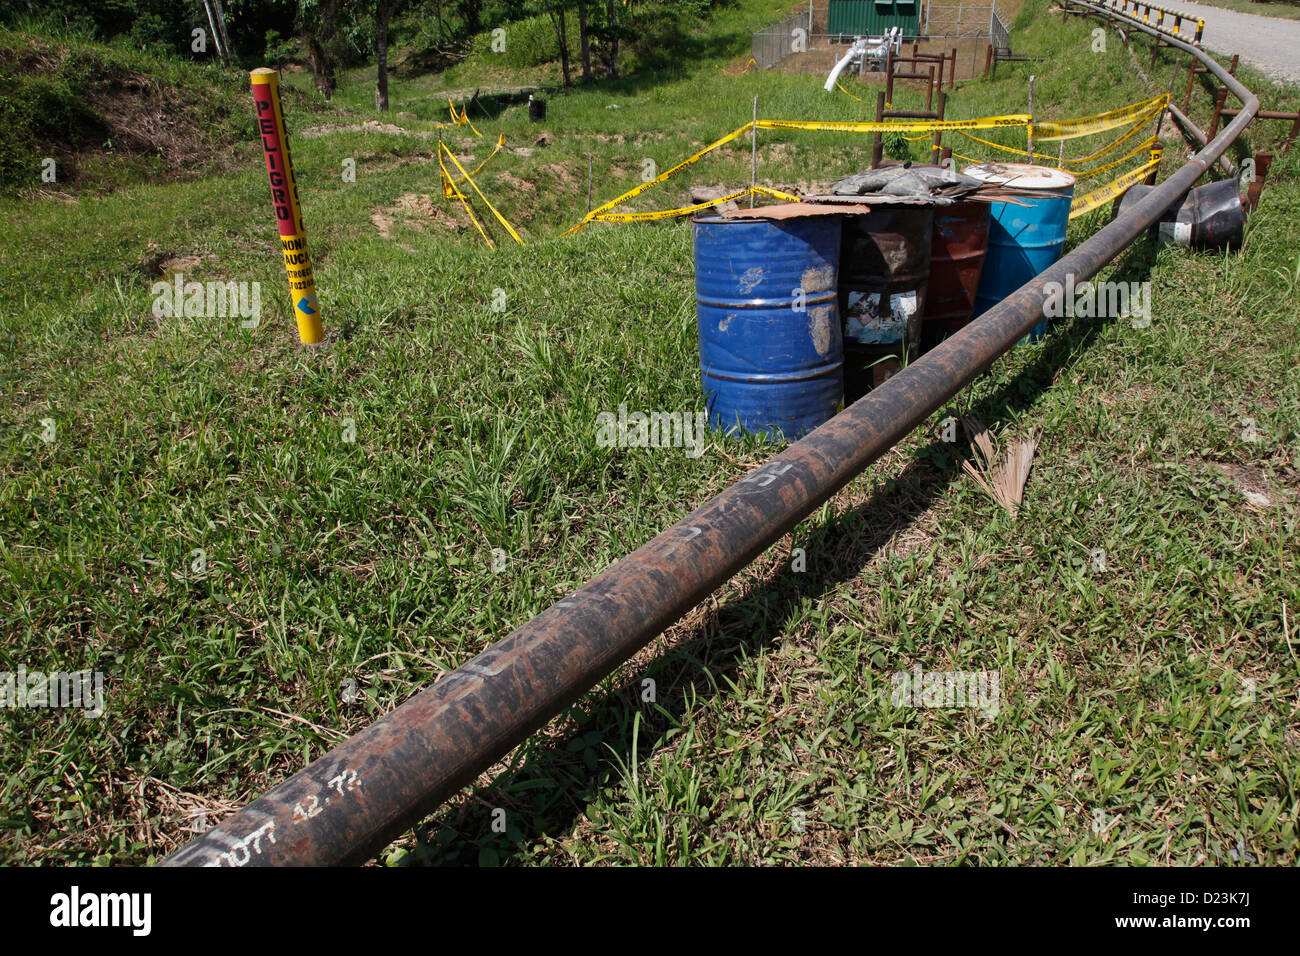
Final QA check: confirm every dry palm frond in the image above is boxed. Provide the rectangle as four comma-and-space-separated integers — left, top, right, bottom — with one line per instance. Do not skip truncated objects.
961, 416, 1042, 519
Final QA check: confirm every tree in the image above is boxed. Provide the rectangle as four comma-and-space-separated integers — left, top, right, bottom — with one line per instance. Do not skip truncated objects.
298, 0, 342, 99
457, 0, 483, 36
577, 0, 592, 82
601, 0, 619, 79
375, 0, 397, 110
545, 2, 571, 86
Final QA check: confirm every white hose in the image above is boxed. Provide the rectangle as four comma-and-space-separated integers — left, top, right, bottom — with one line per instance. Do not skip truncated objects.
823, 39, 866, 92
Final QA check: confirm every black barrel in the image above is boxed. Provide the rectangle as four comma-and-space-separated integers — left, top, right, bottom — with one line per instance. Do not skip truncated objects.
838, 205, 934, 402
1117, 178, 1244, 250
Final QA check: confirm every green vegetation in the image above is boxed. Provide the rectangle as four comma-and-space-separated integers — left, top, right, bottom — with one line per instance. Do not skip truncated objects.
0, 23, 259, 190
1, 0, 1297, 865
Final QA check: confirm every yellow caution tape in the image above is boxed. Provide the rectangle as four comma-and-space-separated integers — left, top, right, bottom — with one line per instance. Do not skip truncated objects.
953, 128, 1051, 162
438, 141, 525, 245
564, 123, 755, 235
592, 185, 804, 223
1071, 134, 1159, 180
595, 188, 753, 223
447, 99, 483, 136
751, 185, 802, 202
1069, 149, 1163, 218
1033, 93, 1168, 141
438, 143, 494, 249
757, 115, 1032, 133
835, 80, 864, 101
441, 133, 507, 196
1067, 100, 1164, 162
954, 119, 1159, 172
563, 95, 1173, 237
953, 99, 1164, 166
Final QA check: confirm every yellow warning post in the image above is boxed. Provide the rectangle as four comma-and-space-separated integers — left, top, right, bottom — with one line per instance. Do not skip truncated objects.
250, 67, 323, 345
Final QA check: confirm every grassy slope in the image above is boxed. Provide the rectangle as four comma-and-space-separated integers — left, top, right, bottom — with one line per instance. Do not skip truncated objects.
0, 23, 263, 192
0, 0, 1297, 864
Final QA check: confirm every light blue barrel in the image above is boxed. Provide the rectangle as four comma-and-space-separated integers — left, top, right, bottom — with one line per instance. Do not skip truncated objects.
962, 163, 1076, 342
693, 215, 843, 441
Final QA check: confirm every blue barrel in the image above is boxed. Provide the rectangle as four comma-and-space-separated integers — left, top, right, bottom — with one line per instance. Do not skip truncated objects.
693, 215, 843, 441
962, 163, 1076, 342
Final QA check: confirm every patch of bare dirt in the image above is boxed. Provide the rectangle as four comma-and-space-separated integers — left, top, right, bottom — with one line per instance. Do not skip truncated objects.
544, 162, 578, 186
1212, 462, 1276, 509
371, 193, 467, 238
139, 244, 217, 277
494, 172, 535, 193
298, 120, 440, 139
395, 192, 438, 216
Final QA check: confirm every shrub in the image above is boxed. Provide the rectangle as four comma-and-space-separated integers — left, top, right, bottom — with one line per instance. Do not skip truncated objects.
469, 12, 578, 70
263, 29, 300, 69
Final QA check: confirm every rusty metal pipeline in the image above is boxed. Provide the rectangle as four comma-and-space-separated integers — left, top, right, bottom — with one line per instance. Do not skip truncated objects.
164, 0, 1258, 867
1166, 101, 1237, 176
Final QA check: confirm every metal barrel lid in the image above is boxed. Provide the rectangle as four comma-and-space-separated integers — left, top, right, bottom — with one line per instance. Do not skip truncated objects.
960, 162, 1077, 191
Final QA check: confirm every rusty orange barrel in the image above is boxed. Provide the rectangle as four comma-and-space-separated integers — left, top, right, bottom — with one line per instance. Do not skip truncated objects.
921, 199, 991, 353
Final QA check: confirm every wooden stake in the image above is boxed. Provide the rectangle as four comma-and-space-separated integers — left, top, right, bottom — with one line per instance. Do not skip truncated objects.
1209, 86, 1227, 138
1182, 55, 1196, 113
931, 92, 947, 164
872, 91, 885, 168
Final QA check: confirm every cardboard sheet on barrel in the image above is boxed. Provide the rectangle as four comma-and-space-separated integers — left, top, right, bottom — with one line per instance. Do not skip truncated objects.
719, 202, 874, 220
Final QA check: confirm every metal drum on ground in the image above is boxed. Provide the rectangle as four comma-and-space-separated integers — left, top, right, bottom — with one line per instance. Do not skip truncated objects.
921, 198, 991, 353
1116, 178, 1244, 250
693, 215, 843, 441
962, 162, 1076, 343
838, 204, 934, 402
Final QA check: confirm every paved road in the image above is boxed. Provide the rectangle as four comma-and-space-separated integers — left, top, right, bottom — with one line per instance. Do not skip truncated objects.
1156, 0, 1300, 83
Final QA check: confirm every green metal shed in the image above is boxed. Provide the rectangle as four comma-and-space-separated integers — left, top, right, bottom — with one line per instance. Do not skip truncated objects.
828, 0, 921, 37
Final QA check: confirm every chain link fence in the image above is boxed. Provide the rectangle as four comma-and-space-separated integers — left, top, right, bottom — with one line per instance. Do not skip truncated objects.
922, 3, 1006, 39
991, 10, 1010, 51
751, 8, 816, 71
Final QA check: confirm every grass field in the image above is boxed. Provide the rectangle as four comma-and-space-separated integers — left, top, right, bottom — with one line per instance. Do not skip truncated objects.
1, 0, 1298, 865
